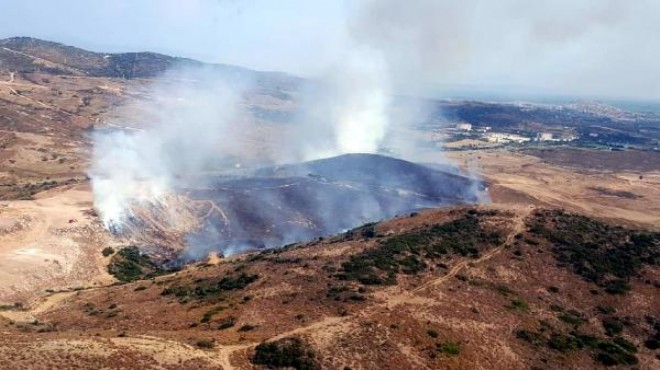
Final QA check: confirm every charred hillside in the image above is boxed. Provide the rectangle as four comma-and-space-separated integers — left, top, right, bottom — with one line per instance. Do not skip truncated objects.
180, 153, 484, 257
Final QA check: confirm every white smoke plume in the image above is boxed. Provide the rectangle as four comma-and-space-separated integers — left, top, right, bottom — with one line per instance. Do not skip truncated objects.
91, 67, 244, 229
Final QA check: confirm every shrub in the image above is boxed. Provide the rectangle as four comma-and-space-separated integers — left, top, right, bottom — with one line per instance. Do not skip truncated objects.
217, 317, 236, 330
108, 247, 166, 283
602, 317, 624, 337
238, 324, 257, 332
508, 298, 529, 312
102, 247, 115, 257
548, 333, 581, 352
516, 329, 543, 346
252, 336, 320, 370
201, 306, 225, 323
438, 341, 461, 356
597, 305, 616, 314
559, 310, 585, 327
195, 338, 214, 349
427, 329, 439, 338
161, 273, 258, 302
594, 342, 638, 366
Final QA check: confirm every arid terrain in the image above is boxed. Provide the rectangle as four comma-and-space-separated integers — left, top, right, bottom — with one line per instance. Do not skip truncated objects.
0, 38, 658, 369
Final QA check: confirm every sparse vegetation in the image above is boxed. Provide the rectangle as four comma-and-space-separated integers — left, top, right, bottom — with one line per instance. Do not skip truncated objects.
161, 272, 258, 303
337, 212, 503, 285
195, 338, 215, 349
252, 336, 320, 370
238, 323, 257, 332
558, 310, 585, 327
516, 325, 640, 366
507, 298, 529, 312
217, 316, 236, 330
528, 210, 660, 294
602, 317, 624, 337
200, 306, 225, 323
437, 341, 461, 356
107, 247, 167, 283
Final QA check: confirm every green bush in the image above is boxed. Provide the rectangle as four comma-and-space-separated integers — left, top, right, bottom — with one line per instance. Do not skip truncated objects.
438, 341, 461, 356
107, 246, 166, 283
217, 317, 236, 330
238, 324, 257, 332
195, 338, 214, 349
594, 342, 638, 366
252, 336, 320, 370
508, 298, 529, 312
602, 317, 624, 337
516, 329, 543, 346
102, 247, 115, 257
161, 273, 258, 302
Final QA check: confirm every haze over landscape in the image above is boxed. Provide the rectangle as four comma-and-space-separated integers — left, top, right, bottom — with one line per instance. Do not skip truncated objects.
0, 1, 658, 369
2, 0, 660, 101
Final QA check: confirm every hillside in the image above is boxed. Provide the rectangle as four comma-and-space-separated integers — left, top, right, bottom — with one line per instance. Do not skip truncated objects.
0, 37, 301, 87
0, 206, 657, 369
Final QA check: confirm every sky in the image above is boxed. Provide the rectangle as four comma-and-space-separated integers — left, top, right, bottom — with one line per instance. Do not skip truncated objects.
1, 0, 660, 101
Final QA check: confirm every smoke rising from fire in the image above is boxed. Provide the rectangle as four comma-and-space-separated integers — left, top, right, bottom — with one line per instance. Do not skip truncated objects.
90, 1, 490, 251
91, 68, 244, 229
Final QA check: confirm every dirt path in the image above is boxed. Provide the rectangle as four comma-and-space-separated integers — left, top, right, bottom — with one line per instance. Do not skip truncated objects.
214, 211, 531, 369
412, 210, 527, 293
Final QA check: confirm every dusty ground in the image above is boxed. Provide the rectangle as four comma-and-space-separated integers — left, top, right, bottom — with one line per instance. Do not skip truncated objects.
0, 183, 113, 305
446, 149, 660, 230
0, 206, 654, 370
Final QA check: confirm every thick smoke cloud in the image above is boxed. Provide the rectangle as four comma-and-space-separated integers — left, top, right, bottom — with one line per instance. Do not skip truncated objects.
91, 67, 245, 228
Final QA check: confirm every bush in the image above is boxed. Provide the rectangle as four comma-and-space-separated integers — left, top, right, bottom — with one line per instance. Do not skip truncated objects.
252, 336, 320, 370
427, 329, 439, 338
508, 298, 529, 312
597, 305, 616, 314
201, 306, 225, 323
102, 247, 115, 257
161, 273, 258, 302
548, 333, 581, 352
594, 342, 638, 366
559, 310, 585, 327
602, 317, 624, 337
516, 329, 543, 346
217, 317, 236, 330
108, 247, 166, 283
196, 338, 214, 349
438, 341, 461, 356
238, 324, 257, 332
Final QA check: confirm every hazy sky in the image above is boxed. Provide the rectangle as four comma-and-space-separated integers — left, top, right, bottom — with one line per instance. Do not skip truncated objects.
1, 0, 659, 100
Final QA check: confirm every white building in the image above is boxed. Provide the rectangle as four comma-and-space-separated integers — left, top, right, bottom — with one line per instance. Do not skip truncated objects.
538, 132, 553, 141
485, 132, 531, 143
456, 123, 472, 132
